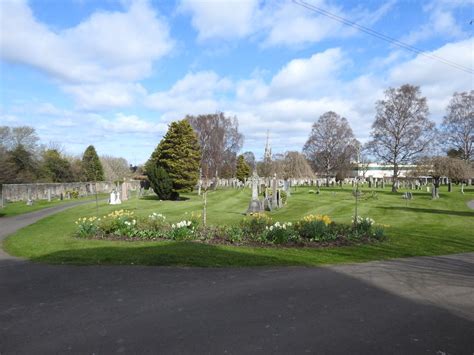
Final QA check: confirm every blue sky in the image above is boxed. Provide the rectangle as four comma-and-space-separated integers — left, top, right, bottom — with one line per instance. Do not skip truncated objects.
0, 0, 472, 165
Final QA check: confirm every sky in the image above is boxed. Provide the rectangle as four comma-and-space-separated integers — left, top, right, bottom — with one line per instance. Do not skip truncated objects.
0, 0, 472, 165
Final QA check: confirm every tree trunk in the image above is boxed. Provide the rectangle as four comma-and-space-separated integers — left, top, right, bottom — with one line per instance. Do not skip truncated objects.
391, 162, 399, 193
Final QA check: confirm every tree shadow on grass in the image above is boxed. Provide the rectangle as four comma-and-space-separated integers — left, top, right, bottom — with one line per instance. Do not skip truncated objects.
378, 206, 474, 217
139, 195, 190, 201
30, 242, 307, 267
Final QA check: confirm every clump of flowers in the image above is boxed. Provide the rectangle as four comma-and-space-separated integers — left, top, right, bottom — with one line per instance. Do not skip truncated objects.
74, 216, 99, 238
148, 212, 166, 221
98, 209, 135, 235
172, 220, 192, 229
351, 216, 380, 239
241, 213, 273, 239
301, 214, 332, 225
169, 220, 195, 240
352, 216, 375, 226
295, 214, 333, 241
264, 221, 296, 244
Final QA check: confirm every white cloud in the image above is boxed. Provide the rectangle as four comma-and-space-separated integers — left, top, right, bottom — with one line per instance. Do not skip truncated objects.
179, 0, 259, 41
0, 0, 173, 83
269, 48, 345, 98
145, 71, 231, 116
98, 113, 168, 134
142, 41, 472, 155
62, 83, 147, 110
260, 0, 345, 47
402, 0, 469, 44
0, 0, 173, 110
179, 0, 395, 47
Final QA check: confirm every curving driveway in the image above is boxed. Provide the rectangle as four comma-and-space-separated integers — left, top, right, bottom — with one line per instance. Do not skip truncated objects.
0, 203, 473, 354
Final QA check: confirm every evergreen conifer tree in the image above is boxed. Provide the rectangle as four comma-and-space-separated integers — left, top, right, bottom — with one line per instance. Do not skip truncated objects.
236, 154, 251, 182
82, 145, 104, 181
146, 120, 201, 197
148, 165, 174, 200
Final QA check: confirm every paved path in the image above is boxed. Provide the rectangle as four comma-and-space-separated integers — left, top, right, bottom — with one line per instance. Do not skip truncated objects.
0, 199, 101, 261
0, 204, 473, 354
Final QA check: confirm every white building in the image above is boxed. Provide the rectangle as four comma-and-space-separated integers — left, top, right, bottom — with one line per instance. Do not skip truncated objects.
351, 163, 417, 179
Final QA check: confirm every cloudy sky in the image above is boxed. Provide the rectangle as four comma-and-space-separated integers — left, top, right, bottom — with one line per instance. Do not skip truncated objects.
0, 0, 472, 164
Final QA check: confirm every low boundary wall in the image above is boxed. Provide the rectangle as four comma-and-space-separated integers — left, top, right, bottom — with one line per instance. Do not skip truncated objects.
1, 181, 141, 204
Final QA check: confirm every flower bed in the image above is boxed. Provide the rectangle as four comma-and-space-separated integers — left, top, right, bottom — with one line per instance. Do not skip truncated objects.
73, 210, 386, 248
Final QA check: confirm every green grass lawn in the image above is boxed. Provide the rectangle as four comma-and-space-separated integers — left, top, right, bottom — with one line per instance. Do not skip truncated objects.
3, 185, 474, 267
0, 194, 108, 218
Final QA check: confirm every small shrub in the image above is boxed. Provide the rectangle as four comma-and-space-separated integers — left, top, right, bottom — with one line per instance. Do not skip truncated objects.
372, 226, 385, 240
140, 212, 167, 231
241, 213, 272, 239
74, 216, 99, 238
296, 214, 332, 241
98, 209, 135, 235
224, 225, 244, 243
352, 216, 375, 236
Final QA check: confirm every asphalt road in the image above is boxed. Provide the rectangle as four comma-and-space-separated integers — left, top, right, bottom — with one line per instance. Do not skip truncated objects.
0, 204, 473, 354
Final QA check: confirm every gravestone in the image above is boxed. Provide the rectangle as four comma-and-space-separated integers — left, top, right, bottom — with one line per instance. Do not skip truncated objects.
47, 189, 51, 202
284, 180, 291, 197
109, 190, 122, 205
121, 182, 128, 201
448, 182, 452, 192
247, 171, 263, 213
271, 174, 278, 209
277, 189, 283, 208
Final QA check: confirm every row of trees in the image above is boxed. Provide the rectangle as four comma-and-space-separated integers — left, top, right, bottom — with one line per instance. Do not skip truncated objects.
302, 86, 473, 192
0, 126, 132, 185
145, 86, 471, 199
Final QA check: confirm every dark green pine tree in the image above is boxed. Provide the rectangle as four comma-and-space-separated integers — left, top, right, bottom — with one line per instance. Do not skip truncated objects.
148, 165, 174, 200
235, 154, 250, 182
82, 145, 104, 181
146, 120, 201, 196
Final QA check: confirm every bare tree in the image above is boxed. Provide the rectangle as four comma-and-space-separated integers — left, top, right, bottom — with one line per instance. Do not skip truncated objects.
100, 156, 132, 182
366, 84, 435, 192
303, 111, 359, 186
242, 151, 256, 171
282, 151, 315, 179
187, 113, 243, 181
0, 126, 39, 152
441, 91, 473, 161
414, 156, 473, 198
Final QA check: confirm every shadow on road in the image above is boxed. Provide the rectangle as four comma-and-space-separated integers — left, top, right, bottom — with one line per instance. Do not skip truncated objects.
29, 242, 304, 267
1, 256, 473, 354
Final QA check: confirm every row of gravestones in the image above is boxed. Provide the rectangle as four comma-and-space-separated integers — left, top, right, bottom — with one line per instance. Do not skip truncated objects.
247, 172, 285, 213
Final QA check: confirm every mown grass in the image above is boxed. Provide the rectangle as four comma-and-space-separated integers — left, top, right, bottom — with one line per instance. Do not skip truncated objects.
0, 193, 108, 218
3, 185, 474, 267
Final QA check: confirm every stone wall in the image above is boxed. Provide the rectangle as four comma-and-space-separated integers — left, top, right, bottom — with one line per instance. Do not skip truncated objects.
1, 181, 141, 203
